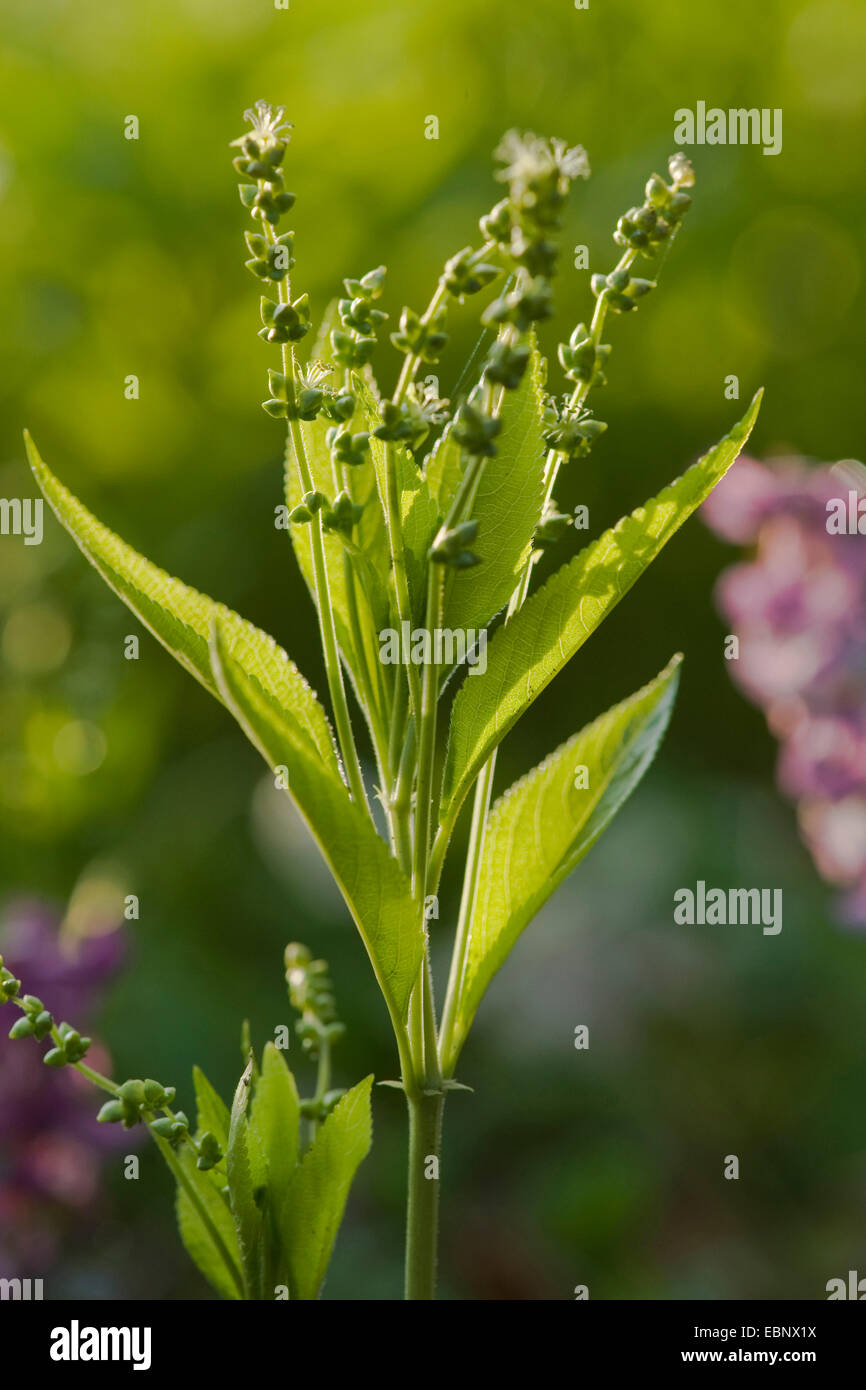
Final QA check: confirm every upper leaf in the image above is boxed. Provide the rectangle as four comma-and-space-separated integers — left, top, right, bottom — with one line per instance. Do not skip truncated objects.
442, 655, 681, 1072
209, 625, 424, 1024
246, 1042, 300, 1203
25, 433, 338, 774
193, 1064, 232, 1151
440, 391, 762, 822
279, 1075, 373, 1300
155, 1113, 244, 1302
443, 339, 547, 638
226, 1057, 265, 1299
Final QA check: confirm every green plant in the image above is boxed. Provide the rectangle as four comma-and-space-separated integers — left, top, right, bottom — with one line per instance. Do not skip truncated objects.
16, 103, 761, 1299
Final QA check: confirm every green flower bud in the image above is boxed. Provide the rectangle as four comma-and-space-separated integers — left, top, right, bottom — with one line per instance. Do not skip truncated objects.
0, 966, 21, 1001
64, 1032, 91, 1063
328, 428, 370, 468
268, 369, 289, 400
149, 1117, 175, 1139
390, 306, 449, 363
97, 1100, 126, 1124
452, 401, 501, 458
482, 276, 553, 332
442, 247, 500, 299
143, 1079, 168, 1108
295, 387, 324, 420
484, 341, 531, 390
534, 500, 573, 549
33, 1010, 54, 1040
245, 232, 269, 258
196, 1131, 223, 1171
330, 330, 375, 368
479, 198, 513, 244
43, 1047, 67, 1068
431, 518, 482, 568
322, 491, 363, 539
511, 233, 558, 279
119, 1079, 146, 1108
8, 1015, 35, 1039
238, 184, 257, 208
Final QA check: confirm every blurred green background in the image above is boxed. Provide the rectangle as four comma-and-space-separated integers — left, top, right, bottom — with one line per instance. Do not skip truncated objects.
1, 0, 865, 1299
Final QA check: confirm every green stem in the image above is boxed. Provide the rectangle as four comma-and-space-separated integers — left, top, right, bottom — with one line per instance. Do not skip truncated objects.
438, 753, 495, 1075
404, 1088, 445, 1300
412, 563, 445, 899
261, 216, 370, 815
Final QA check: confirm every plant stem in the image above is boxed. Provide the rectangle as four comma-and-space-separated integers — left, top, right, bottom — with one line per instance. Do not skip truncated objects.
261, 217, 370, 815
404, 1087, 445, 1300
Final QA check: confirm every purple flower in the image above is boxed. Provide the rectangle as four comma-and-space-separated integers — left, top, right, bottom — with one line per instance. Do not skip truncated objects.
703, 455, 866, 926
0, 899, 129, 1275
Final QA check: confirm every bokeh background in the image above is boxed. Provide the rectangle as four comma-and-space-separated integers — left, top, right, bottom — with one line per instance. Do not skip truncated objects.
1, 0, 865, 1299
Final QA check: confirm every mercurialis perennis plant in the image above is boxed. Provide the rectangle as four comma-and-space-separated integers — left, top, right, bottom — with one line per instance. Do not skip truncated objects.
14, 101, 762, 1300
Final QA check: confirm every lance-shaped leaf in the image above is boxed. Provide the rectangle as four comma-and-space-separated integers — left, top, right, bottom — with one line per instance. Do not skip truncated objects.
443, 656, 681, 1073
209, 624, 423, 1024
154, 1091, 244, 1302
24, 433, 338, 773
280, 1075, 373, 1300
440, 391, 762, 823
443, 338, 547, 637
246, 1042, 300, 1202
226, 1056, 265, 1299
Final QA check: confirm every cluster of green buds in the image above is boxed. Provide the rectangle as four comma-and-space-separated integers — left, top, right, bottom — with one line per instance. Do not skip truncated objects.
452, 399, 502, 459
590, 266, 656, 314
259, 294, 311, 345
390, 304, 449, 366
232, 99, 296, 227
288, 487, 363, 539
558, 324, 612, 390
97, 1078, 175, 1130
441, 246, 500, 301
284, 943, 345, 1058
481, 130, 589, 283
43, 1021, 91, 1068
543, 397, 607, 463
614, 153, 695, 257
98, 1078, 223, 1169
1, 953, 222, 1170
430, 519, 481, 570
332, 266, 388, 369
483, 276, 554, 335
231, 102, 311, 349
374, 381, 449, 452
0, 956, 20, 1002
7, 989, 53, 1041
2, 962, 93, 1068
244, 229, 294, 284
